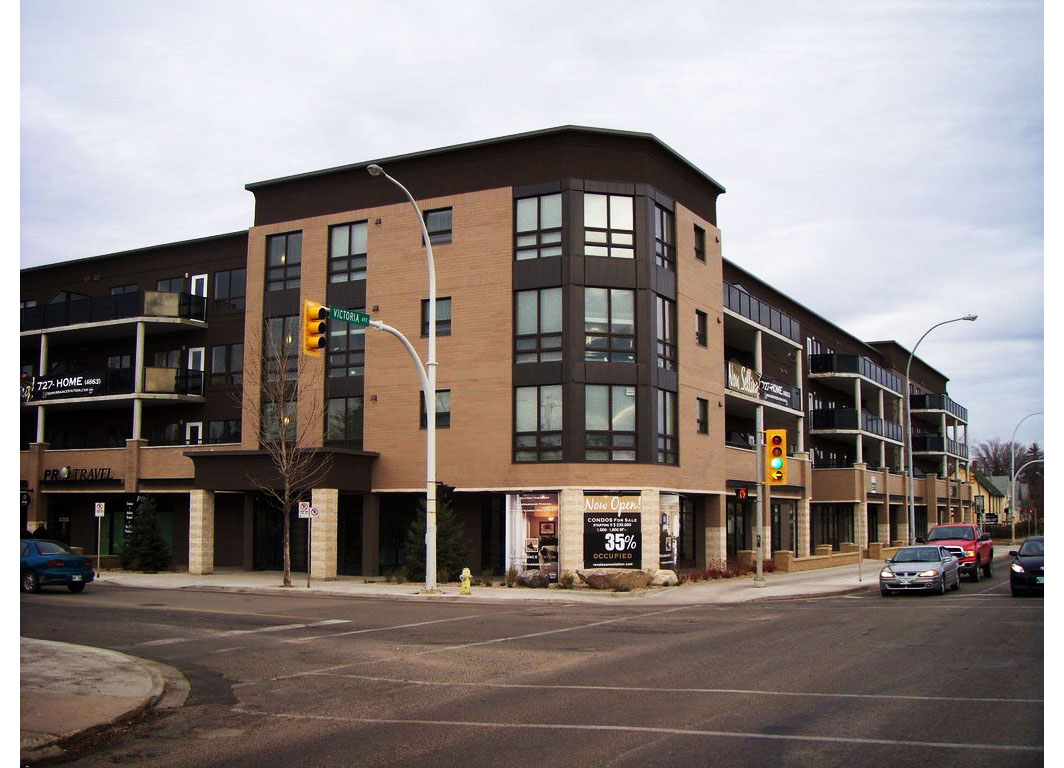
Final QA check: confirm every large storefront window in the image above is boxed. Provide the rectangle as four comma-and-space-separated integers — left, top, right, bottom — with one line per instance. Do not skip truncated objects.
514, 493, 559, 581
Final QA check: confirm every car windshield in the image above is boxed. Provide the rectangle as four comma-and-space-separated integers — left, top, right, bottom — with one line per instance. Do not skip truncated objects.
1019, 540, 1044, 557
893, 547, 941, 562
34, 541, 73, 555
927, 526, 974, 541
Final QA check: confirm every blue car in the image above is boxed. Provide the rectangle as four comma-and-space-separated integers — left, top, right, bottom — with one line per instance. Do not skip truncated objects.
20, 538, 95, 593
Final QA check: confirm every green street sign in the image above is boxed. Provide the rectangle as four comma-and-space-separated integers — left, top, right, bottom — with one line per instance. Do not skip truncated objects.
330, 307, 371, 327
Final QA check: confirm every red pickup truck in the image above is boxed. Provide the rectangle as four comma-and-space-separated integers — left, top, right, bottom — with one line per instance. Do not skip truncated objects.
921, 523, 994, 582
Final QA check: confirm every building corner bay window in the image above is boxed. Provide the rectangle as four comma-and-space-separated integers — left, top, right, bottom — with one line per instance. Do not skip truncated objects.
515, 385, 563, 462
585, 288, 634, 363
656, 295, 676, 370
583, 193, 634, 259
653, 204, 675, 271
656, 389, 677, 465
515, 193, 562, 260
585, 385, 635, 461
516, 288, 562, 363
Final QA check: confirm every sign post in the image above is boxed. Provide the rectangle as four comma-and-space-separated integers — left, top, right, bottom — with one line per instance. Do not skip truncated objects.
298, 502, 320, 588
94, 502, 105, 574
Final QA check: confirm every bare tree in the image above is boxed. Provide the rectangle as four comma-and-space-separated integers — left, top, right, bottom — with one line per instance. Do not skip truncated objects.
971, 438, 1030, 476
239, 316, 332, 587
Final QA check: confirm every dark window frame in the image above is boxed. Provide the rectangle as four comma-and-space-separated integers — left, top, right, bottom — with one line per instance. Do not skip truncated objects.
514, 192, 563, 260
583, 192, 635, 259
696, 397, 709, 434
325, 396, 364, 449
694, 225, 706, 262
585, 384, 637, 462
420, 389, 451, 429
515, 287, 563, 363
656, 295, 677, 370
156, 277, 184, 293
213, 267, 247, 310
207, 419, 241, 444
327, 320, 366, 378
110, 284, 138, 295
653, 204, 676, 271
584, 287, 636, 363
329, 221, 368, 283
424, 208, 452, 245
656, 388, 678, 464
209, 343, 244, 387
514, 384, 563, 462
695, 309, 708, 347
421, 297, 452, 337
266, 232, 302, 292
263, 316, 299, 382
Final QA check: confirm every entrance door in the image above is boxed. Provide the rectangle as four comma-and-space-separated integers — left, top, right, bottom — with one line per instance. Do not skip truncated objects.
190, 273, 208, 297
187, 347, 205, 395
185, 422, 202, 445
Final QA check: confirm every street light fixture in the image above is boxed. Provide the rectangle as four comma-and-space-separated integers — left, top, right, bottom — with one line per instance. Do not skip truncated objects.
905, 315, 977, 545
1009, 412, 1043, 544
367, 163, 440, 592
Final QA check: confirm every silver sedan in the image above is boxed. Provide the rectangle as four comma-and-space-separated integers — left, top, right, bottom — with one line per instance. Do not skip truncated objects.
880, 546, 961, 596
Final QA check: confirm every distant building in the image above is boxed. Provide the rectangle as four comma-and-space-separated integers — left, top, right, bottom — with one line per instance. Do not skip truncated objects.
970, 465, 1006, 524
19, 126, 975, 577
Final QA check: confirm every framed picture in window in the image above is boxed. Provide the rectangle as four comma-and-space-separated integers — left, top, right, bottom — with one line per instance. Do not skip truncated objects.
525, 538, 539, 554
538, 521, 556, 537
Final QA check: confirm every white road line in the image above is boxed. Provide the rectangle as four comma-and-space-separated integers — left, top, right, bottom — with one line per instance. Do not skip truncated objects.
282, 614, 493, 644
128, 618, 353, 648
136, 638, 190, 647
309, 673, 1042, 704
207, 646, 247, 655
230, 709, 1042, 753
240, 606, 692, 686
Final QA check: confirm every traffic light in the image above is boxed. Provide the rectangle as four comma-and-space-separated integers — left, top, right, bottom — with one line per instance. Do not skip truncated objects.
764, 428, 788, 485
303, 300, 328, 357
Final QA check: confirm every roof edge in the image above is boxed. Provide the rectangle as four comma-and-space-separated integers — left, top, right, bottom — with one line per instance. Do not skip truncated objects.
21, 230, 250, 275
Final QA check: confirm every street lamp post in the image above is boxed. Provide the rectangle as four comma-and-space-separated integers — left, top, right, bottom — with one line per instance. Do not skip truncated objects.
905, 315, 977, 545
1009, 412, 1043, 544
367, 163, 439, 592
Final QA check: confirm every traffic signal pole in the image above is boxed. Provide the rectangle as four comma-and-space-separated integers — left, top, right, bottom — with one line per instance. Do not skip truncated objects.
755, 427, 765, 586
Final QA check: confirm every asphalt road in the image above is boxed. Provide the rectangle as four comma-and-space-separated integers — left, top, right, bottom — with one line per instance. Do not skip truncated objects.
21, 567, 1043, 767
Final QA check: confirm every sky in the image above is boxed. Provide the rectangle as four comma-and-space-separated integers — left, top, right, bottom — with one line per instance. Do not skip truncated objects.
16, 0, 1046, 448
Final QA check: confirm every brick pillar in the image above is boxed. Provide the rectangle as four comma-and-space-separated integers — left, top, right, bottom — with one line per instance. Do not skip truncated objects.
311, 488, 339, 580
895, 505, 909, 546
640, 489, 660, 571
797, 495, 811, 557
188, 489, 214, 575
703, 494, 726, 565
362, 493, 380, 577
877, 506, 890, 546
558, 488, 584, 576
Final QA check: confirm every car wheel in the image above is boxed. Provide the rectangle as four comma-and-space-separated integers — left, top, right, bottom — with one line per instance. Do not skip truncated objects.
880, 587, 891, 596
67, 583, 86, 594
22, 570, 40, 594
970, 564, 980, 583
983, 554, 993, 578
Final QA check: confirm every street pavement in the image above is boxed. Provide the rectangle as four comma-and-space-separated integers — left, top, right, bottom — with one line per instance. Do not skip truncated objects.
16, 556, 1010, 764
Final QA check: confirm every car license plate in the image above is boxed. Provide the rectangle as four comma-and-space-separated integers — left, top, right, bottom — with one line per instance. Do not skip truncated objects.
899, 578, 913, 585
71, 574, 82, 581
1036, 576, 1044, 584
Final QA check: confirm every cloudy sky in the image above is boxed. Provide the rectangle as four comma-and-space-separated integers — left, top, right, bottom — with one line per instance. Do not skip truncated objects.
18, 0, 1045, 447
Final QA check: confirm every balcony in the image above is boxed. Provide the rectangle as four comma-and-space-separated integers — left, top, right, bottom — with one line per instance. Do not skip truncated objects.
810, 408, 904, 442
808, 354, 902, 394
23, 367, 203, 403
21, 291, 206, 332
912, 434, 968, 459
722, 282, 801, 342
910, 393, 968, 423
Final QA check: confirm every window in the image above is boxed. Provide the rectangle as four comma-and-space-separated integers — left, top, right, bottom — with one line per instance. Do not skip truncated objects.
585, 385, 636, 461
20, 299, 37, 309
157, 277, 184, 293
583, 193, 634, 259
326, 396, 364, 448
420, 389, 451, 429
696, 310, 708, 347
266, 232, 302, 291
657, 389, 678, 464
214, 268, 246, 310
327, 321, 366, 377
515, 193, 562, 260
261, 400, 296, 443
153, 350, 181, 368
263, 316, 298, 381
653, 204, 675, 270
425, 208, 452, 245
110, 284, 138, 295
515, 384, 563, 461
107, 354, 131, 370
515, 288, 562, 363
210, 343, 244, 386
585, 288, 635, 363
207, 419, 241, 444
421, 297, 452, 336
696, 398, 709, 434
694, 225, 706, 262
656, 295, 676, 370
329, 222, 368, 283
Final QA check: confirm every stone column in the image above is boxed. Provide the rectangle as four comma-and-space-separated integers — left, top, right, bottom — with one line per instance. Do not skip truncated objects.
133, 322, 146, 440
877, 505, 890, 545
854, 378, 863, 465
37, 333, 49, 442
188, 489, 215, 575
362, 493, 380, 577
640, 489, 660, 571
703, 494, 726, 566
794, 352, 805, 453
310, 488, 339, 580
558, 488, 584, 576
894, 505, 909, 546
796, 494, 811, 558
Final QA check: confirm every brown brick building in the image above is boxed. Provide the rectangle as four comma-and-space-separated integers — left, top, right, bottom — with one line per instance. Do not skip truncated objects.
19, 126, 974, 579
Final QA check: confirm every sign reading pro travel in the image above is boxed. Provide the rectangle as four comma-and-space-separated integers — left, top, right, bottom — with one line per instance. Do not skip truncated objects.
583, 494, 642, 569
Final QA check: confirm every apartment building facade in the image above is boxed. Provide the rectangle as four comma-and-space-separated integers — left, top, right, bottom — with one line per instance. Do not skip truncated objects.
19, 126, 973, 579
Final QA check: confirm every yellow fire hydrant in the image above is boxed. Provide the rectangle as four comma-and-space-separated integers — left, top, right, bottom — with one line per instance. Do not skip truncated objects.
459, 567, 473, 595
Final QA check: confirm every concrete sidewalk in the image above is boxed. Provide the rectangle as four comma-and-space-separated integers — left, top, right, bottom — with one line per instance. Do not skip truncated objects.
21, 562, 876, 762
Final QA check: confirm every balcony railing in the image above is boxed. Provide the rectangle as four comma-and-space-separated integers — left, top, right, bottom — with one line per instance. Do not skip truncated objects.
810, 408, 903, 441
21, 291, 207, 331
24, 367, 203, 402
910, 393, 968, 422
722, 282, 801, 342
808, 353, 902, 393
912, 434, 968, 458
